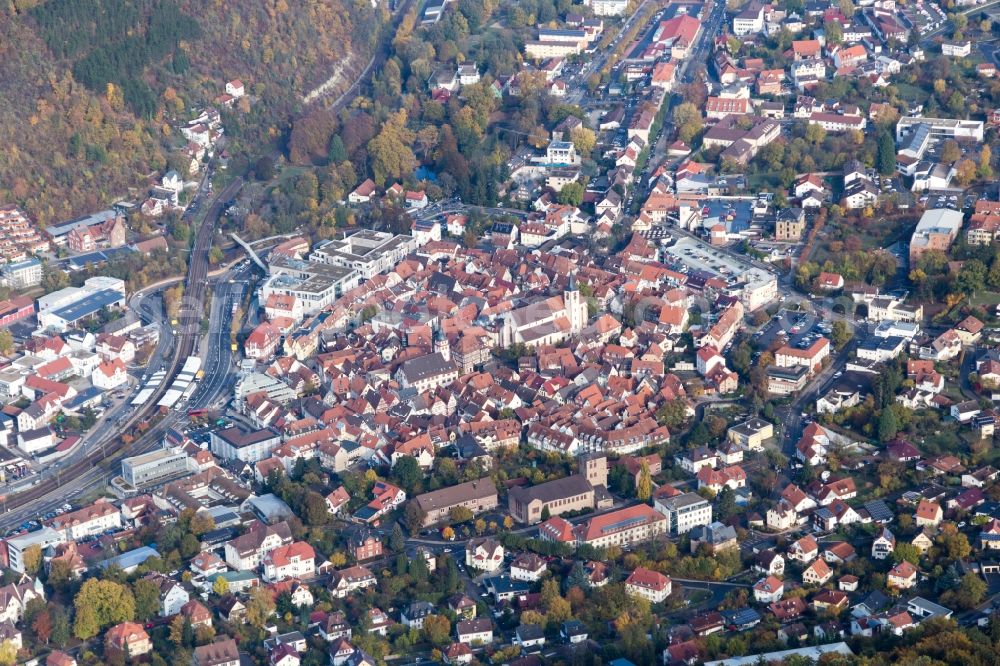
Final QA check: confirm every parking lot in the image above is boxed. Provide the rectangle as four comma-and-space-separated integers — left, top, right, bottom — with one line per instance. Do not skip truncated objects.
901, 0, 945, 36
754, 308, 832, 351
661, 235, 766, 281
919, 192, 968, 210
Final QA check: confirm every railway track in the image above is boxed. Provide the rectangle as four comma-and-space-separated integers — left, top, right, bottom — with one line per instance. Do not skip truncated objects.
0, 178, 244, 524
0, 0, 411, 523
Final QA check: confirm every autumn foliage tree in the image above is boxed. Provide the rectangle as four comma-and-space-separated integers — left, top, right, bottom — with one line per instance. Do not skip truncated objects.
637, 462, 652, 502
289, 109, 339, 165
32, 608, 52, 645
368, 110, 416, 186
245, 587, 276, 628
73, 579, 135, 639
422, 614, 451, 646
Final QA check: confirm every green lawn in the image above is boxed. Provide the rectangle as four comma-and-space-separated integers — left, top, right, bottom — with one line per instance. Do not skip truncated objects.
894, 82, 930, 104
747, 172, 783, 190
971, 291, 1000, 307
272, 165, 308, 188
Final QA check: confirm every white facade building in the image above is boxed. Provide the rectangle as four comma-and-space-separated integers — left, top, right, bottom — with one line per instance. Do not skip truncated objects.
654, 492, 713, 535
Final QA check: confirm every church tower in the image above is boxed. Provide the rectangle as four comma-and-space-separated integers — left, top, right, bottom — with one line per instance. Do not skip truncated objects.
434, 324, 451, 362
564, 273, 585, 334
579, 453, 608, 488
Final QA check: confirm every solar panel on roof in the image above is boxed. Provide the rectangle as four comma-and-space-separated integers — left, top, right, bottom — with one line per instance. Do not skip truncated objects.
864, 500, 894, 523
599, 515, 647, 534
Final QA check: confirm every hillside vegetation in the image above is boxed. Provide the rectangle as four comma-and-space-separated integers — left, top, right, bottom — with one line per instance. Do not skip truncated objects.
0, 0, 377, 224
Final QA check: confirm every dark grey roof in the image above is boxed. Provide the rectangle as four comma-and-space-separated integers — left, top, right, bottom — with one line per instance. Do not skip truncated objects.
723, 607, 761, 627
864, 499, 894, 523
516, 624, 545, 641
399, 352, 457, 383
690, 521, 737, 544
405, 601, 435, 619
508, 474, 594, 505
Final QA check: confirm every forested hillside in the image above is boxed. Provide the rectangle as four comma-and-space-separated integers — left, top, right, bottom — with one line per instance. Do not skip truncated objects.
0, 0, 378, 224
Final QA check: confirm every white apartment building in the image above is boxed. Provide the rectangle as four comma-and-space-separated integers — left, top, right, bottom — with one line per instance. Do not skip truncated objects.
310, 230, 417, 280
224, 523, 293, 571
48, 501, 122, 541
739, 272, 779, 311
525, 40, 586, 59
2, 259, 42, 290
588, 0, 627, 15
544, 141, 579, 166
654, 492, 713, 535
261, 256, 360, 317
791, 59, 826, 81
262, 542, 316, 582
3, 528, 65, 573
733, 4, 765, 35
942, 40, 971, 57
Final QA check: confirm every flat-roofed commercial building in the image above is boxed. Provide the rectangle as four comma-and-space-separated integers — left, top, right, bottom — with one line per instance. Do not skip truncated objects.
122, 447, 195, 488
261, 256, 360, 316
727, 418, 774, 451
909, 208, 963, 264
1, 527, 65, 573
767, 365, 809, 395
310, 230, 417, 280
210, 427, 282, 463
654, 492, 713, 534
896, 117, 984, 143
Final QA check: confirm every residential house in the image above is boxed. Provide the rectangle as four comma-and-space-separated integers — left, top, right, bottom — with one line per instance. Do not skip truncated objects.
788, 535, 819, 563
510, 553, 548, 582
194, 638, 240, 666
624, 567, 672, 603
888, 561, 917, 589
913, 530, 935, 554
144, 573, 189, 617
872, 527, 896, 560
753, 576, 784, 603
105, 623, 152, 660
979, 518, 1000, 550
456, 618, 493, 646
802, 559, 833, 586
465, 538, 504, 573
514, 624, 546, 651
754, 550, 785, 577
329, 566, 376, 598
915, 499, 943, 528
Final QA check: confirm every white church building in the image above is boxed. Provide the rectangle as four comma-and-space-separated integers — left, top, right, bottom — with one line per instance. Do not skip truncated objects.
499, 279, 588, 348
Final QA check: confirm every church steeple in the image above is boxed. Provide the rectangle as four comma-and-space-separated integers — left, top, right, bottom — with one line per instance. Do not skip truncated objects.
434, 322, 450, 361
564, 271, 584, 334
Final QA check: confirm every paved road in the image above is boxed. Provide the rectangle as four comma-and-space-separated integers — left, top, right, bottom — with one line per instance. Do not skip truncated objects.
188, 274, 244, 412
0, 0, 432, 527
563, 0, 660, 105
921, 0, 1000, 44
0, 175, 241, 528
